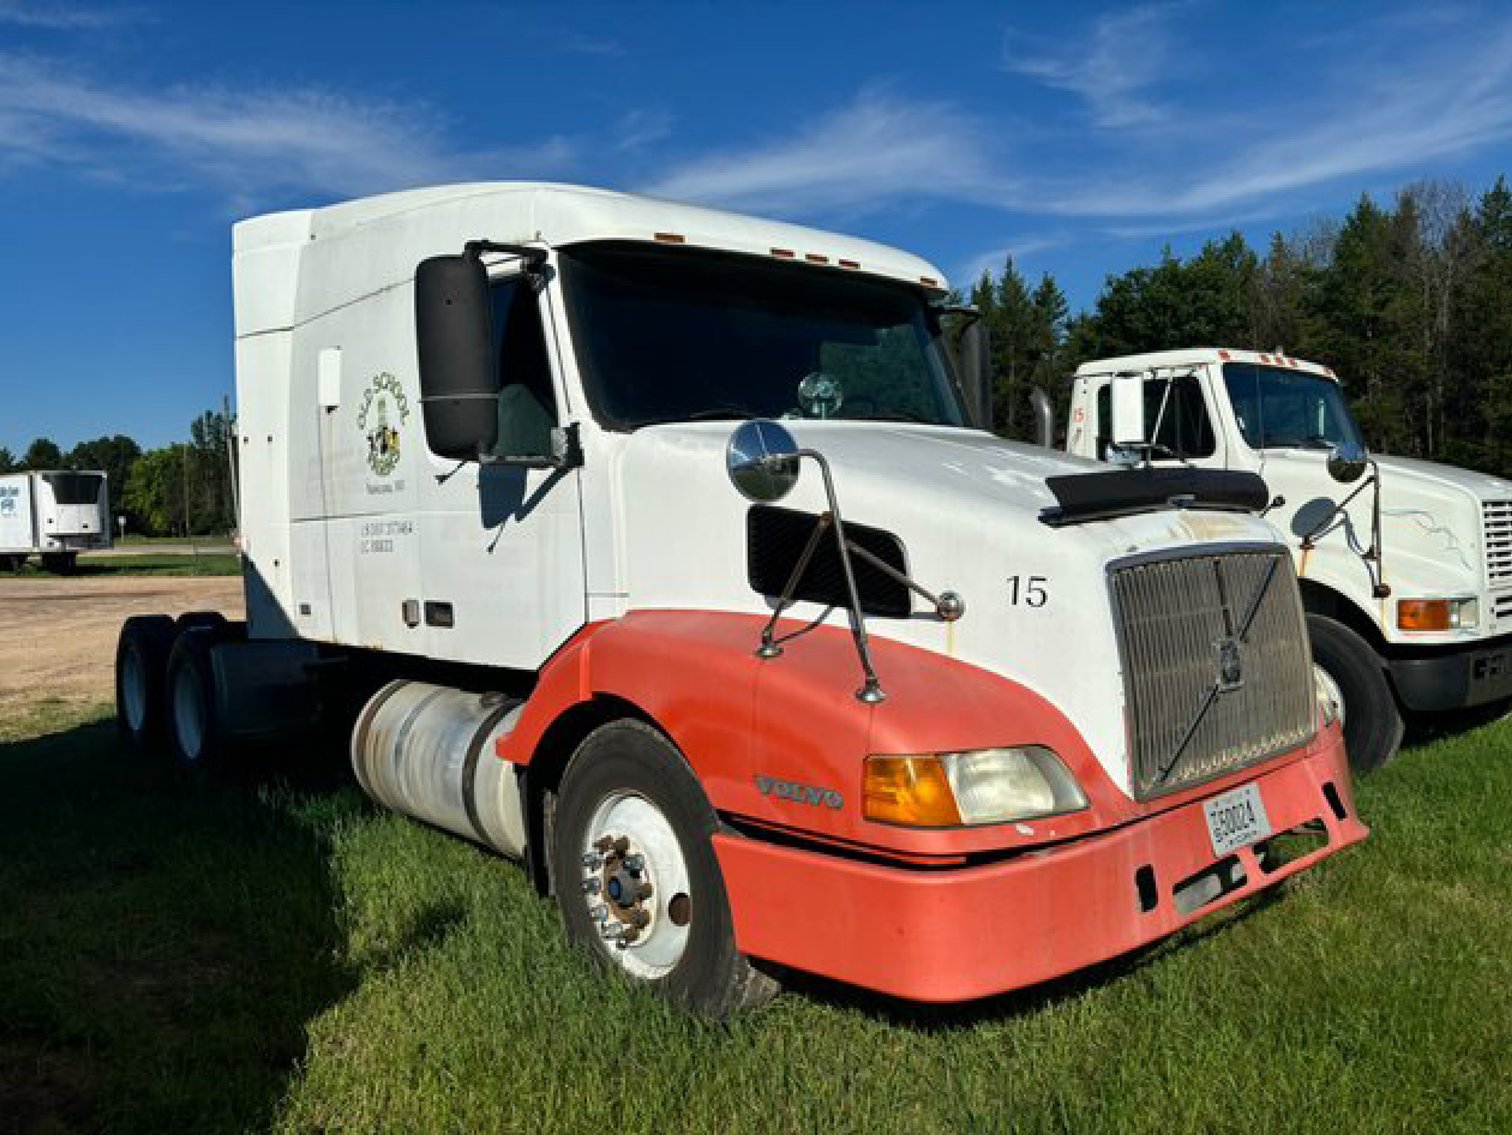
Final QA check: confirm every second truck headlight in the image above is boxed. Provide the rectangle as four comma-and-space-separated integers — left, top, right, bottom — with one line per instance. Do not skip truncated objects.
863, 746, 1088, 827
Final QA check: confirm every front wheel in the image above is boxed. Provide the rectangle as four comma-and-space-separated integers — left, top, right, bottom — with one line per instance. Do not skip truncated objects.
1307, 614, 1403, 776
551, 720, 778, 1017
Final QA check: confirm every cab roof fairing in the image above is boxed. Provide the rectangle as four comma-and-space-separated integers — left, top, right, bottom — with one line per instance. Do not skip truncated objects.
1072, 347, 1338, 384
231, 182, 951, 339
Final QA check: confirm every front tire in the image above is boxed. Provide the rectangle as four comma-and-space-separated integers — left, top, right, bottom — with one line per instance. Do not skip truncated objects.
1307, 614, 1403, 775
551, 720, 778, 1017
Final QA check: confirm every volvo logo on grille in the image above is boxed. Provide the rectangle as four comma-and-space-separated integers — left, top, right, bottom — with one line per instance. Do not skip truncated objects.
1216, 636, 1245, 691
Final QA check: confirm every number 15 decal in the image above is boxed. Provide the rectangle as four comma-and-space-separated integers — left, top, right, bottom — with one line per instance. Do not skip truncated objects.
1007, 575, 1049, 607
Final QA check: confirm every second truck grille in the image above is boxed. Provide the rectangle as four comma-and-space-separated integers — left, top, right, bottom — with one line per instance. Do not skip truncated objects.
1484, 500, 1512, 587
1110, 548, 1316, 799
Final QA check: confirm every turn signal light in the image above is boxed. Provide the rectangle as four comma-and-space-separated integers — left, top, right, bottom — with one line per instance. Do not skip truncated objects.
1398, 597, 1478, 631
863, 756, 962, 827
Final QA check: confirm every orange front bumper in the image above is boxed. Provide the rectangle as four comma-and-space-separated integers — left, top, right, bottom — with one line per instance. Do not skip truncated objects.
714, 733, 1366, 1003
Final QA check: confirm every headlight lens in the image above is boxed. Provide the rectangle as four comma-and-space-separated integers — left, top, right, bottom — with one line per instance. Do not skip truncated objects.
1313, 663, 1341, 728
863, 746, 1088, 827
1398, 597, 1479, 631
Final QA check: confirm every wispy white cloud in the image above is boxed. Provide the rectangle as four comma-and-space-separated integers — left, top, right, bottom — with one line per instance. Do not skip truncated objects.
644, 88, 1003, 217
0, 1, 140, 29
1040, 22, 1512, 219
0, 53, 576, 201
957, 238, 1068, 288
1005, 4, 1180, 129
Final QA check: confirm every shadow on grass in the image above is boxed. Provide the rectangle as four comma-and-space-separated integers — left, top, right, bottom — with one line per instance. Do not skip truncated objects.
0, 719, 357, 1135
767, 882, 1291, 1033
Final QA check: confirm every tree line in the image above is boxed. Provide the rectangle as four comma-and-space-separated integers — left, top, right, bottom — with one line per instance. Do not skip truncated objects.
0, 410, 236, 537
968, 175, 1512, 478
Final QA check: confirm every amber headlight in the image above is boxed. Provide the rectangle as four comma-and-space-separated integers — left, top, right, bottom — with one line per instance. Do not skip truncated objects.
1398, 597, 1479, 632
863, 747, 1088, 828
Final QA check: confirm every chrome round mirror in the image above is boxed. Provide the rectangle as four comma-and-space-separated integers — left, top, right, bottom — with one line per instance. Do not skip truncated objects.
726, 420, 800, 503
1326, 442, 1368, 484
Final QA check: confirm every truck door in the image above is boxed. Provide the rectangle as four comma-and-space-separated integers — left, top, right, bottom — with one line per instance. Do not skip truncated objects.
1090, 371, 1226, 467
417, 265, 587, 669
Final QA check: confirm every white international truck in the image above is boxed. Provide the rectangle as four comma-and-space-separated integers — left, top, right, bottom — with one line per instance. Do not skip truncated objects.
1061, 348, 1512, 774
114, 184, 1365, 1014
0, 469, 111, 572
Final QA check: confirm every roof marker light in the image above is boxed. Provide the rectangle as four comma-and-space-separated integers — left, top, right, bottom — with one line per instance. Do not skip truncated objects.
839, 258, 861, 269
1218, 349, 1231, 360
920, 276, 940, 287
771, 247, 795, 259
805, 253, 830, 264
654, 232, 686, 244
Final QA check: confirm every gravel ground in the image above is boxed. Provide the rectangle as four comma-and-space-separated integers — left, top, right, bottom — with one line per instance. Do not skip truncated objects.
0, 577, 244, 718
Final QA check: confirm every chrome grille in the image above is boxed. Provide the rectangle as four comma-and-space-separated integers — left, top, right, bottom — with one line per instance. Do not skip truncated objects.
1110, 548, 1316, 800
1484, 500, 1512, 587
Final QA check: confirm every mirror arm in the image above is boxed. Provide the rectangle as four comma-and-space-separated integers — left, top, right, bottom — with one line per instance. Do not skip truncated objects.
755, 514, 834, 658
465, 239, 548, 276
1297, 460, 1391, 597
476, 423, 584, 471
797, 448, 887, 704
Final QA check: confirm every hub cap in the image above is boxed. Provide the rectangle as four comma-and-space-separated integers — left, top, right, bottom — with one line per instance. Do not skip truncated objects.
579, 791, 691, 979
121, 647, 148, 733
172, 666, 205, 761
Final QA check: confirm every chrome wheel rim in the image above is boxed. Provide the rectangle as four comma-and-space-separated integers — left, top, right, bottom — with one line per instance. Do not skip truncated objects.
578, 791, 691, 979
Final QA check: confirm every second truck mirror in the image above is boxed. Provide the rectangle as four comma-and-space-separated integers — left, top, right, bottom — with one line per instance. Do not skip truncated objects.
415, 254, 499, 461
1110, 373, 1146, 448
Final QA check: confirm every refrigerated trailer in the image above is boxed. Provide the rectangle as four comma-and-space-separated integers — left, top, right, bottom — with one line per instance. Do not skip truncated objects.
114, 184, 1366, 1014
0, 470, 110, 572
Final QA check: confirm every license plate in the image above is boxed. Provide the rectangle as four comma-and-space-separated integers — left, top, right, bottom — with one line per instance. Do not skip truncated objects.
1203, 783, 1272, 856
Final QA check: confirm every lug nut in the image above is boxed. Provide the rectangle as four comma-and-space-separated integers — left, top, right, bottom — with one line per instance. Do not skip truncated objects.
582, 852, 604, 870
601, 923, 625, 940
624, 854, 645, 873
590, 904, 609, 923
612, 836, 630, 856
580, 878, 602, 895
631, 910, 651, 929
636, 883, 653, 901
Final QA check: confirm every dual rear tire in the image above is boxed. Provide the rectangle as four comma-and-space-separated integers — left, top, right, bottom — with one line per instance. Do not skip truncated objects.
115, 611, 237, 770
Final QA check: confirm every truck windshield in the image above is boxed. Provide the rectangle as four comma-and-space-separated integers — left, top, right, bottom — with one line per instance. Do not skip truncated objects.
1222, 363, 1365, 452
559, 242, 967, 429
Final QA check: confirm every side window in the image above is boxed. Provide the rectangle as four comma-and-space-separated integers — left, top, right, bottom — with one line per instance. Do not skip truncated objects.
1093, 375, 1216, 459
490, 277, 558, 457
1146, 375, 1216, 458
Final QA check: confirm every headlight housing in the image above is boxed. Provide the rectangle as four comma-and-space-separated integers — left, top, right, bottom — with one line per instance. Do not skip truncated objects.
863, 746, 1088, 828
1398, 597, 1479, 632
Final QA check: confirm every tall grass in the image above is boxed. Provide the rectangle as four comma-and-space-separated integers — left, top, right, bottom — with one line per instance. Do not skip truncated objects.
2, 705, 1508, 1133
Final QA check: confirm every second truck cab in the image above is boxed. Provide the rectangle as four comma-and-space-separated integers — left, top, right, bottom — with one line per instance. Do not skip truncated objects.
1068, 347, 1512, 771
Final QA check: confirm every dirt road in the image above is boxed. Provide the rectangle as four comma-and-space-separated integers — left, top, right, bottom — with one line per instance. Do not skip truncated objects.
0, 577, 244, 717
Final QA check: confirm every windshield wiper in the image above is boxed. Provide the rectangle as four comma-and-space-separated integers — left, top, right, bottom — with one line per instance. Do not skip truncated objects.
846, 409, 930, 423
682, 406, 757, 422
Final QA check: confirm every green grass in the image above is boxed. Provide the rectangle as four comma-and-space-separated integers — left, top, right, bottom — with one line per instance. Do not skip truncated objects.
116, 535, 235, 549
0, 553, 241, 578
2, 706, 1510, 1133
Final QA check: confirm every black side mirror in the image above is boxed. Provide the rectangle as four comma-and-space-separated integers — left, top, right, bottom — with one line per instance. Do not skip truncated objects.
415, 254, 498, 460
957, 319, 993, 432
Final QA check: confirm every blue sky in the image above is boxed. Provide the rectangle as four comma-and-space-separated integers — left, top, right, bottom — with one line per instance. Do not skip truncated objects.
2, 0, 1511, 453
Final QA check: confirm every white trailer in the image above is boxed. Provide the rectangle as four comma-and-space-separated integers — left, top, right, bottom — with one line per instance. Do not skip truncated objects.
1061, 348, 1512, 772
115, 185, 1365, 1014
0, 470, 111, 572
